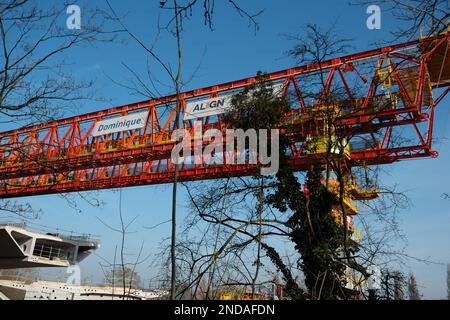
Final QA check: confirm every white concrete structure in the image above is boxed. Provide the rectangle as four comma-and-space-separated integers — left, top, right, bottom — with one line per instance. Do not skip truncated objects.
0, 224, 99, 269
0, 279, 168, 300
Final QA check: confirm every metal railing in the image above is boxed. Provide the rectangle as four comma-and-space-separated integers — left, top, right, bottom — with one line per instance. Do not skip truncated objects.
0, 222, 27, 228
32, 244, 71, 261
0, 220, 100, 244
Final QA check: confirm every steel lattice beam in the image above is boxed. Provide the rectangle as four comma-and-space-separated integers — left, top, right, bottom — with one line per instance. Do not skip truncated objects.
0, 33, 448, 198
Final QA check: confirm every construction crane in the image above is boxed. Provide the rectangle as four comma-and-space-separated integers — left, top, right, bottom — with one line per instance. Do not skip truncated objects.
0, 31, 448, 199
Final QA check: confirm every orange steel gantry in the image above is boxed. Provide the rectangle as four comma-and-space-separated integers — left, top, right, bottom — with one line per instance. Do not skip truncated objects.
0, 32, 448, 198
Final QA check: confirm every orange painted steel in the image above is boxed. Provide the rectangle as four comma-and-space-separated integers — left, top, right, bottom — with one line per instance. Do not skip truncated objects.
0, 33, 449, 198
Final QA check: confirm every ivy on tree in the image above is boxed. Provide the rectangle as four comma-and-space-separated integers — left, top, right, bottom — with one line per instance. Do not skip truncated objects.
226, 74, 360, 299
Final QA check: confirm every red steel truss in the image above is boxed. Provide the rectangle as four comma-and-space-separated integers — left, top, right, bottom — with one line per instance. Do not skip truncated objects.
0, 33, 449, 198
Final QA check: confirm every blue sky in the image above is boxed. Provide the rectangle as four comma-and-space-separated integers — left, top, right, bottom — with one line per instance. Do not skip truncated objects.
2, 0, 449, 298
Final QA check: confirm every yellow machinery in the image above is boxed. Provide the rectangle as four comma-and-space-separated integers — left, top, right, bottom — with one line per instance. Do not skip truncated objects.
219, 290, 271, 301
328, 176, 379, 216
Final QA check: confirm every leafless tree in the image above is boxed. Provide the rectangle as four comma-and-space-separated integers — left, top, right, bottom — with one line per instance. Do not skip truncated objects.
149, 176, 305, 300
0, 0, 118, 220
167, 22, 433, 300
0, 0, 116, 124
96, 190, 151, 299
104, 0, 262, 300
407, 273, 421, 300
104, 266, 142, 291
0, 267, 39, 282
147, 178, 269, 299
286, 23, 441, 299
375, 269, 406, 300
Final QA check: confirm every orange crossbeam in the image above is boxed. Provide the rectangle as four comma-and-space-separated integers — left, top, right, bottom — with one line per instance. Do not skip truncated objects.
0, 33, 448, 198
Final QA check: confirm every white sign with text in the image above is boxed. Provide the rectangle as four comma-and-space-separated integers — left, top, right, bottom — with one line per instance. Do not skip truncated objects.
183, 83, 284, 121
92, 111, 149, 137
184, 95, 233, 121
